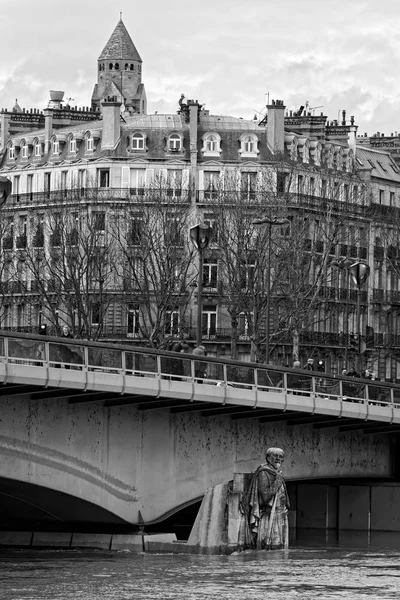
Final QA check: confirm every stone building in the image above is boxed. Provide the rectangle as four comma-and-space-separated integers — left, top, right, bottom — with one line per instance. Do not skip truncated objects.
1, 18, 400, 380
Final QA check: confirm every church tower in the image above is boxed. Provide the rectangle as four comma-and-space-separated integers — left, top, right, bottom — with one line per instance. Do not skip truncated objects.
91, 19, 147, 114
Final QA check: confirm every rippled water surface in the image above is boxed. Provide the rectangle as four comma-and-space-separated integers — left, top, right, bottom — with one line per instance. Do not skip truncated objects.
1, 537, 400, 599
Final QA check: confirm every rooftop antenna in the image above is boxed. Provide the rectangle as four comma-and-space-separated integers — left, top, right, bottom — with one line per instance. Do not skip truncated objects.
120, 11, 122, 19
310, 105, 323, 115
265, 91, 270, 105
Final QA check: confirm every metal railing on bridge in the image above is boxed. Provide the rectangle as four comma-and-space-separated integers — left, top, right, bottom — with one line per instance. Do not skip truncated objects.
1, 331, 400, 422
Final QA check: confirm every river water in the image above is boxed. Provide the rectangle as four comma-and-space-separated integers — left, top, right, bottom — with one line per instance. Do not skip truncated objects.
1, 533, 400, 599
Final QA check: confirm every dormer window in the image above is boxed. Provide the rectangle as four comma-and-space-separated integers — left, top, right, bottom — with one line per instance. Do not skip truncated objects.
86, 136, 94, 152
169, 133, 181, 151
8, 146, 15, 160
22, 144, 28, 158
53, 140, 59, 154
34, 142, 41, 157
132, 132, 145, 150
69, 137, 76, 153
239, 133, 259, 158
201, 132, 222, 157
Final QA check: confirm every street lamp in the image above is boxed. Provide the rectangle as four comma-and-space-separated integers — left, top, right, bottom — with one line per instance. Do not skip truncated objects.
349, 261, 370, 373
331, 258, 352, 368
252, 215, 290, 364
190, 223, 211, 346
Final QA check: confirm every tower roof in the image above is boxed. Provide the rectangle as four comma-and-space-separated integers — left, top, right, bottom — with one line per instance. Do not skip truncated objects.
99, 19, 142, 62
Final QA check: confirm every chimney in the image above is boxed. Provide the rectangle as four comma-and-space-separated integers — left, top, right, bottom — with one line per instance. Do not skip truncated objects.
348, 116, 358, 157
188, 99, 201, 201
266, 99, 285, 154
101, 97, 122, 149
43, 108, 53, 154
0, 111, 10, 151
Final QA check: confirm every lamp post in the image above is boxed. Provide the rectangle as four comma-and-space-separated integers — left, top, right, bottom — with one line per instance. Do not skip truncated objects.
190, 224, 211, 346
331, 258, 352, 368
349, 261, 370, 374
253, 215, 290, 364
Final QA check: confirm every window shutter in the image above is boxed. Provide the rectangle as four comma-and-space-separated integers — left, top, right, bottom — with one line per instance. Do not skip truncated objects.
121, 167, 130, 188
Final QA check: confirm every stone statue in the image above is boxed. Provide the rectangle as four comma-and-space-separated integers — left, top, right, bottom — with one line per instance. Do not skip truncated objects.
239, 447, 290, 550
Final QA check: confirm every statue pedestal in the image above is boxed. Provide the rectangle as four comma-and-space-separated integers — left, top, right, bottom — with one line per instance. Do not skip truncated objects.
187, 473, 252, 555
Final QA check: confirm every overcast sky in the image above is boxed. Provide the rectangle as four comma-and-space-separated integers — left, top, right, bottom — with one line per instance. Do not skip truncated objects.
1, 0, 400, 136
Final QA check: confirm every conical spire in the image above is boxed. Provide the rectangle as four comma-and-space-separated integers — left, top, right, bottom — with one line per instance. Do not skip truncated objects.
99, 19, 142, 62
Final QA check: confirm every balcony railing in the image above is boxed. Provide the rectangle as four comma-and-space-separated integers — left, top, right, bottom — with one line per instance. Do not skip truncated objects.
8, 188, 191, 208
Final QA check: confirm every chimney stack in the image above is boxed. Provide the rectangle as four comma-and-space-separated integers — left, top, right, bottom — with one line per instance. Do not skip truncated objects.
101, 96, 122, 150
266, 100, 286, 154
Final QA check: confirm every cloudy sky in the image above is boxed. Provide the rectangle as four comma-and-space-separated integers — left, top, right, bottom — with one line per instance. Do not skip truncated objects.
1, 0, 400, 136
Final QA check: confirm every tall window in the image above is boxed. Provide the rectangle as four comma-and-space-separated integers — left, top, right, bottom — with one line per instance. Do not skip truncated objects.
206, 135, 217, 152
202, 305, 217, 338
241, 172, 256, 200
165, 309, 180, 336
240, 263, 255, 289
127, 305, 140, 337
202, 260, 218, 288
34, 142, 41, 157
86, 136, 94, 152
167, 169, 182, 197
44, 172, 51, 198
98, 169, 110, 188
204, 171, 220, 200
27, 174, 34, 199
277, 172, 288, 194
53, 140, 59, 154
13, 176, 20, 199
130, 168, 146, 194
69, 137, 76, 153
128, 215, 143, 246
8, 146, 15, 160
22, 144, 28, 158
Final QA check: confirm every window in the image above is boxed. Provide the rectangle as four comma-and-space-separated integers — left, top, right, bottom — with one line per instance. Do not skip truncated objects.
167, 169, 183, 197
204, 171, 220, 200
69, 137, 76, 153
379, 189, 385, 204
344, 184, 349, 202
206, 135, 217, 152
78, 169, 86, 194
21, 144, 28, 158
98, 169, 110, 188
390, 191, 395, 206
127, 305, 140, 337
33, 215, 44, 248
53, 140, 59, 154
202, 132, 221, 157
128, 215, 143, 245
94, 212, 105, 232
169, 133, 181, 151
309, 177, 315, 196
239, 133, 259, 157
165, 217, 184, 246
321, 179, 327, 198
165, 310, 180, 336
27, 174, 34, 198
298, 175, 304, 194
203, 260, 218, 288
353, 185, 358, 202
61, 171, 68, 194
44, 172, 51, 198
91, 302, 101, 326
202, 305, 217, 338
240, 263, 255, 289
13, 176, 20, 199
241, 172, 256, 200
34, 142, 41, 157
16, 215, 27, 249
130, 168, 145, 194
131, 132, 145, 150
86, 136, 94, 152
8, 146, 15, 160
277, 172, 288, 194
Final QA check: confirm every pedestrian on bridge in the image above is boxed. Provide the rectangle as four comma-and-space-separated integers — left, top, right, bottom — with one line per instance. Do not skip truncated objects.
193, 344, 207, 382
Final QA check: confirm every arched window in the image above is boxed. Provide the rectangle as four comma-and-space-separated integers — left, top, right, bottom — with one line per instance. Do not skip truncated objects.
109, 63, 113, 70
115, 63, 119, 70
132, 132, 145, 150
34, 140, 41, 157
206, 135, 217, 152
8, 145, 15, 160
21, 141, 28, 158
125, 63, 129, 70
69, 136, 76, 153
86, 135, 94, 152
169, 133, 181, 151
130, 64, 134, 71
53, 139, 59, 154
243, 136, 254, 153
239, 133, 259, 157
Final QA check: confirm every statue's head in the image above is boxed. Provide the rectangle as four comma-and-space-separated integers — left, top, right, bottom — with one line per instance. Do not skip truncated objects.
266, 447, 285, 471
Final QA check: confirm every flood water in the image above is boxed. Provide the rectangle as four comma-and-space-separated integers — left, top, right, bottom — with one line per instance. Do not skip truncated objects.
1, 532, 400, 599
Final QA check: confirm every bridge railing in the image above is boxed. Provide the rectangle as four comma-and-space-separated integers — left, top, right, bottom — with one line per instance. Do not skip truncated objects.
1, 331, 400, 410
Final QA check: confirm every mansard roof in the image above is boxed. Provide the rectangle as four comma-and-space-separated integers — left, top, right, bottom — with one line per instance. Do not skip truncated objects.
356, 146, 400, 183
99, 19, 142, 62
